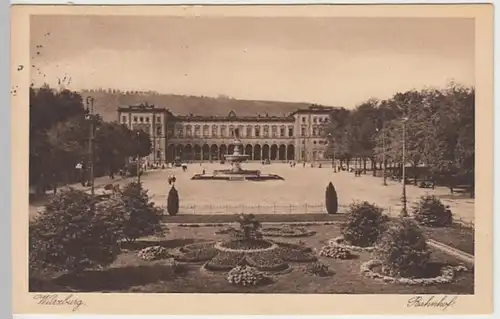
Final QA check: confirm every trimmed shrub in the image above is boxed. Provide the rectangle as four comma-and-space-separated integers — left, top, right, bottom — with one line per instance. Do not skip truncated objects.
227, 265, 267, 286
319, 245, 352, 259
341, 201, 389, 247
325, 182, 338, 214
305, 261, 331, 277
374, 217, 431, 278
29, 189, 123, 274
167, 186, 179, 216
237, 214, 262, 240
116, 182, 163, 242
412, 195, 453, 227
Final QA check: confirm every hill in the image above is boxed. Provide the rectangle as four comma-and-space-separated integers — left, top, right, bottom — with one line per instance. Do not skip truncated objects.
79, 89, 319, 122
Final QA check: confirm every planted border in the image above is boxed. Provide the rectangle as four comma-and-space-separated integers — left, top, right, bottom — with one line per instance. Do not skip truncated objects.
328, 236, 375, 252
361, 259, 469, 286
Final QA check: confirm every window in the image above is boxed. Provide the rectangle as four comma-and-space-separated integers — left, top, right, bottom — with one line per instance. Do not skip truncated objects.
186, 125, 192, 137
246, 125, 252, 137
313, 117, 317, 123
156, 150, 161, 159
301, 127, 306, 137
255, 126, 260, 137
301, 117, 306, 123
271, 125, 278, 137
156, 125, 162, 136
203, 125, 209, 137
122, 115, 127, 122
313, 127, 318, 136
146, 117, 150, 123
157, 116, 161, 122
238, 125, 244, 137
176, 125, 183, 138
133, 116, 138, 122
212, 125, 218, 137
288, 127, 294, 137
194, 125, 201, 137
229, 126, 235, 137
263, 125, 269, 138
314, 141, 317, 144
280, 126, 285, 137
221, 126, 227, 137
140, 117, 144, 122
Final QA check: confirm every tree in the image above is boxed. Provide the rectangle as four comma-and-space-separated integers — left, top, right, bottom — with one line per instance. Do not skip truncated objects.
130, 129, 152, 158
94, 122, 132, 175
167, 186, 179, 216
325, 182, 338, 214
115, 182, 163, 242
29, 189, 123, 274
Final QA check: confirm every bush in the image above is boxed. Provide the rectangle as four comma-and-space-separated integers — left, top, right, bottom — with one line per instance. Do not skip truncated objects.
319, 245, 352, 259
227, 265, 267, 286
374, 218, 431, 278
325, 182, 338, 214
116, 182, 163, 242
137, 246, 170, 261
305, 261, 331, 277
412, 195, 452, 227
341, 201, 389, 247
237, 214, 262, 240
29, 189, 123, 274
167, 186, 179, 216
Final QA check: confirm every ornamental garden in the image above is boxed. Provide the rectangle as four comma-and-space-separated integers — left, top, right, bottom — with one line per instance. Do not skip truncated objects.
29, 180, 474, 294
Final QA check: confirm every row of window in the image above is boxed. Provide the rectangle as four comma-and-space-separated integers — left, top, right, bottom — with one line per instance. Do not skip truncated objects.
123, 115, 162, 123
300, 126, 326, 137
174, 125, 295, 138
301, 116, 330, 124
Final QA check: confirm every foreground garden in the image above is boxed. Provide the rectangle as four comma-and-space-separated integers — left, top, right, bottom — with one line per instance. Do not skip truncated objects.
29, 182, 474, 294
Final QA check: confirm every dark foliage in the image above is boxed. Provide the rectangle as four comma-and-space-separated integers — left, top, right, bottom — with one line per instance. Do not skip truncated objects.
412, 195, 453, 227
325, 182, 339, 214
167, 186, 180, 216
341, 201, 389, 247
375, 217, 431, 278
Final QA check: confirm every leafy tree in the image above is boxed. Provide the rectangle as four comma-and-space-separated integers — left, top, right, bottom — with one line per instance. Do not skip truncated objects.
325, 182, 338, 214
29, 189, 123, 274
115, 182, 163, 242
167, 186, 179, 216
129, 129, 152, 158
341, 201, 388, 247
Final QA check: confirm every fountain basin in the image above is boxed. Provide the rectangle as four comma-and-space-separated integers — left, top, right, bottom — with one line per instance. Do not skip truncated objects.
191, 173, 284, 181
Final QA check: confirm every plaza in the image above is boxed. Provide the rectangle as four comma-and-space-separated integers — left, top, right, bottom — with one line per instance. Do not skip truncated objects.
52, 162, 473, 224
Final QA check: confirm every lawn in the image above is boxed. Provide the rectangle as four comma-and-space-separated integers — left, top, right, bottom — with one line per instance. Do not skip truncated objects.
30, 224, 474, 294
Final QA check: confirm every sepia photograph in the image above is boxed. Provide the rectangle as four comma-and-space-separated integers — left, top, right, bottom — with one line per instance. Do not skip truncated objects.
11, 4, 493, 315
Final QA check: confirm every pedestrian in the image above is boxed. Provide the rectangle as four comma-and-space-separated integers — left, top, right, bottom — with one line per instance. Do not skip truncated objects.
202, 168, 206, 175
172, 175, 176, 184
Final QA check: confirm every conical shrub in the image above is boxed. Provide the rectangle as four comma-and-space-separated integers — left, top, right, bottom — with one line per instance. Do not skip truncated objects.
167, 186, 179, 216
325, 182, 338, 214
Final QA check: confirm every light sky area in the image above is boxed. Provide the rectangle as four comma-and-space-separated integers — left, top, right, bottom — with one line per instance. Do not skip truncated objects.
30, 15, 474, 108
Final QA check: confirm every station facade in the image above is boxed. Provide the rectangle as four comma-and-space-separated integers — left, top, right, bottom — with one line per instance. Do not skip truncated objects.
117, 103, 334, 164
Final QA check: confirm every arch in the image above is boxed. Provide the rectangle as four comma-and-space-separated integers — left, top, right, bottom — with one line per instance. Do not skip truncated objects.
253, 144, 261, 161
270, 144, 278, 161
202, 144, 210, 161
219, 144, 227, 161
262, 144, 270, 160
278, 144, 287, 161
175, 144, 183, 158
210, 144, 218, 160
287, 144, 295, 161
245, 144, 253, 160
184, 144, 193, 161
193, 144, 202, 161
167, 144, 175, 162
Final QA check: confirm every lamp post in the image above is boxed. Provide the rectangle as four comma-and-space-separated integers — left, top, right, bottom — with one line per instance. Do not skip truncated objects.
400, 116, 409, 217
85, 96, 95, 195
376, 126, 388, 186
327, 133, 336, 172
136, 131, 141, 184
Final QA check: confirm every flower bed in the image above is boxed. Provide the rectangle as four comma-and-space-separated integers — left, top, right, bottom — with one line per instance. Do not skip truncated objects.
361, 259, 469, 285
328, 236, 375, 252
227, 266, 268, 286
174, 247, 219, 263
137, 246, 171, 261
319, 245, 352, 260
261, 225, 316, 238
304, 261, 332, 277
246, 250, 289, 271
204, 251, 245, 271
179, 241, 216, 253
216, 239, 277, 253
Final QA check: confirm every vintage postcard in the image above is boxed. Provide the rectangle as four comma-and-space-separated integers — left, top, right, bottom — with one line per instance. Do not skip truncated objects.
11, 4, 493, 315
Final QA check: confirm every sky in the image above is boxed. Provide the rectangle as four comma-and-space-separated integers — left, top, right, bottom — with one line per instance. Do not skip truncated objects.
30, 15, 475, 108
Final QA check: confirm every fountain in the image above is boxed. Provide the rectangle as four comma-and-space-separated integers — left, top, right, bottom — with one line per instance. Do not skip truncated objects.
191, 129, 284, 181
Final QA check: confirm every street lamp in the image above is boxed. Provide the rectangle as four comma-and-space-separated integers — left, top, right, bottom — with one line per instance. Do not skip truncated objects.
85, 96, 95, 195
376, 126, 387, 186
400, 116, 409, 217
327, 133, 336, 172
136, 130, 141, 184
